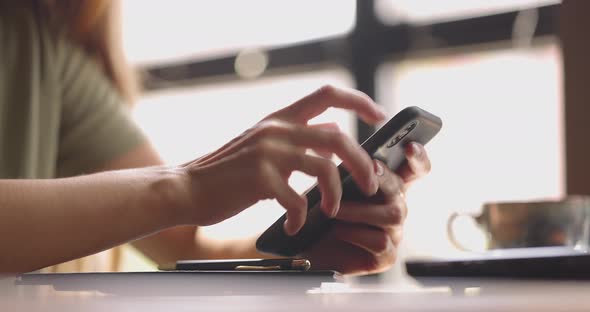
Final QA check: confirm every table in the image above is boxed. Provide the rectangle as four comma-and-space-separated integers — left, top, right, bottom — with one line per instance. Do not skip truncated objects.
3, 272, 590, 311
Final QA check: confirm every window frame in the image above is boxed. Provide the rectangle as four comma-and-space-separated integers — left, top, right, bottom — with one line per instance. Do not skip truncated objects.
133, 0, 581, 273
139, 1, 558, 142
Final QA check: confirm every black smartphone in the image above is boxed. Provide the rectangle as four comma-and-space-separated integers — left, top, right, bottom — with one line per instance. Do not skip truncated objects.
256, 106, 443, 257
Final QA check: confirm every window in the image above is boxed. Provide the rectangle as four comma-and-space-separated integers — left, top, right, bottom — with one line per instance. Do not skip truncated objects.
122, 0, 356, 65
378, 42, 563, 256
118, 1, 563, 272
375, 0, 560, 24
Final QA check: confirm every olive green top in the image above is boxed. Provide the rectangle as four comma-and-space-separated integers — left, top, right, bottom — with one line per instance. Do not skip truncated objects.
0, 3, 146, 179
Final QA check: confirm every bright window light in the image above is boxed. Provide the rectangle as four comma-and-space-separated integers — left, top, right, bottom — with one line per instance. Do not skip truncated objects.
122, 0, 356, 65
377, 43, 563, 257
375, 0, 560, 24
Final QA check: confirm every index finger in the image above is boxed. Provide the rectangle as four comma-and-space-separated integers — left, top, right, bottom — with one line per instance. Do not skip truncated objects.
269, 85, 387, 124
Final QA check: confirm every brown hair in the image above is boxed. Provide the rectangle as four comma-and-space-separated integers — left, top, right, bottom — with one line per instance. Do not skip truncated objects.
41, 0, 139, 104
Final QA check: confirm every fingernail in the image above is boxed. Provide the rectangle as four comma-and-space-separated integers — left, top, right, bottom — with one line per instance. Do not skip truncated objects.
322, 200, 337, 218
378, 239, 394, 256
375, 106, 387, 119
283, 219, 294, 236
331, 202, 340, 218
410, 142, 421, 157
374, 160, 384, 176
371, 176, 379, 195
393, 227, 404, 245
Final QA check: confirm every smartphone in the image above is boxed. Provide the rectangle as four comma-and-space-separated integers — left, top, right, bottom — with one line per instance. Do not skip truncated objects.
256, 106, 443, 257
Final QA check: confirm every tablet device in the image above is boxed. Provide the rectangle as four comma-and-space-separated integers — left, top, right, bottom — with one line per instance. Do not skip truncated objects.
16, 271, 339, 296
406, 246, 590, 279
256, 106, 443, 256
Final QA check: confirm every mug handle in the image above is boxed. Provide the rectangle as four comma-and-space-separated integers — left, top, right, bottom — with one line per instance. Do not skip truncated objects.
447, 212, 483, 252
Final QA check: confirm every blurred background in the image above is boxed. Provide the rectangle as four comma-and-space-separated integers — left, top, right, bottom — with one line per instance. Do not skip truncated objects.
117, 0, 567, 272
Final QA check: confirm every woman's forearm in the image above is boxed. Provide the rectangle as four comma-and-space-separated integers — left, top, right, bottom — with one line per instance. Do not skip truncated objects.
132, 225, 268, 265
191, 233, 267, 260
0, 167, 186, 273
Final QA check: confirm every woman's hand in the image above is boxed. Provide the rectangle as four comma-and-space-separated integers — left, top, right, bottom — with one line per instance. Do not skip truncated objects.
175, 85, 387, 235
301, 142, 431, 275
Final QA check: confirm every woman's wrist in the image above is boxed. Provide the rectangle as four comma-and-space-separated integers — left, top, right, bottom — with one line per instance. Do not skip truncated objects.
193, 232, 269, 260
145, 166, 193, 227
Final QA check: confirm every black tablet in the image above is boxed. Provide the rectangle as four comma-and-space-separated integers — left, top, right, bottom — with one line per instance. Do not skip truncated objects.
256, 106, 443, 257
406, 246, 590, 279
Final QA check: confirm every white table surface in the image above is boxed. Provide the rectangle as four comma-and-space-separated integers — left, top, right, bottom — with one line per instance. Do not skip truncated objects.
3, 272, 590, 311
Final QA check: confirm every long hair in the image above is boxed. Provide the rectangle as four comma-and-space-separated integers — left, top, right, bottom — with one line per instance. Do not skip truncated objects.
41, 0, 139, 104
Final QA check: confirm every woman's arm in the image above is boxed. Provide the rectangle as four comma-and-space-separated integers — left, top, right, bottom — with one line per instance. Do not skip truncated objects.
0, 85, 423, 275
95, 143, 261, 264
93, 85, 432, 275
0, 167, 185, 273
